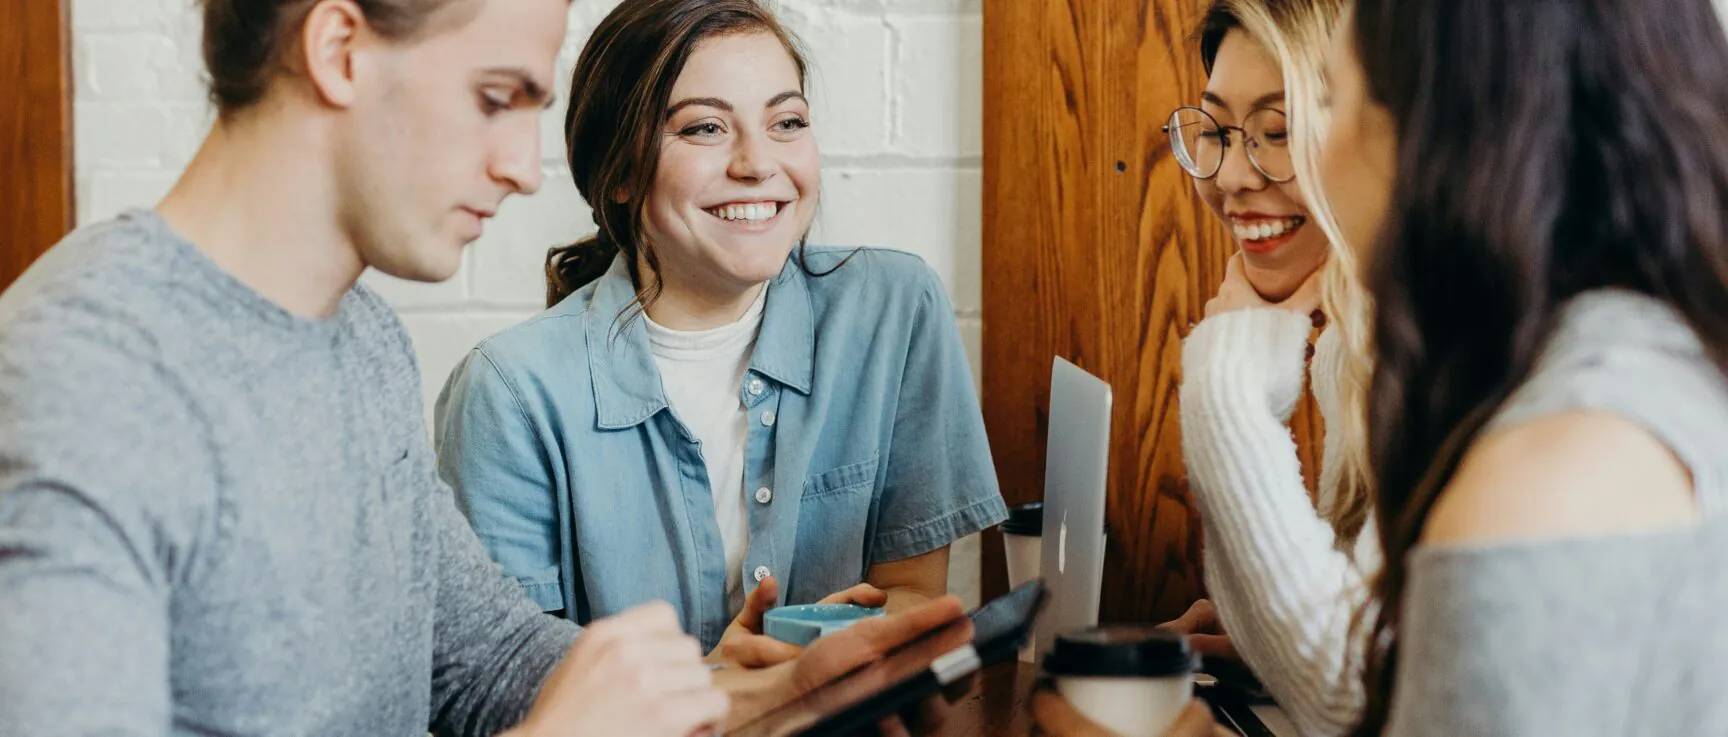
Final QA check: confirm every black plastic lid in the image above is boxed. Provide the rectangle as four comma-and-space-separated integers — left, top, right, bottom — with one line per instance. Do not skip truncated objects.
1002, 502, 1044, 536
1042, 626, 1197, 678
1000, 502, 1111, 538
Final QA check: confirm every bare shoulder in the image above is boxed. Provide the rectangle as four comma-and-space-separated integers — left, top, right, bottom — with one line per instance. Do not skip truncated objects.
1422, 410, 1698, 546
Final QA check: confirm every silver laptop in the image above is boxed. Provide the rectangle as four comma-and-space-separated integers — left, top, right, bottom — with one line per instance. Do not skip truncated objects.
1033, 357, 1112, 662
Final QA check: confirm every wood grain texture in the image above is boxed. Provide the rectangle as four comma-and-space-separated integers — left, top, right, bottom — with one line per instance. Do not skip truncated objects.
0, 0, 75, 292
982, 0, 1324, 623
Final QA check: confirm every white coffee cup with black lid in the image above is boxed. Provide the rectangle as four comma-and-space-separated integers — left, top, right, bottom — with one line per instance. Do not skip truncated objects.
1043, 625, 1198, 737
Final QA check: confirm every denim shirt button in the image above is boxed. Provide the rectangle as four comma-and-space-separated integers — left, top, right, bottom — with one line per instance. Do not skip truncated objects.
760, 410, 776, 427
747, 378, 766, 396
755, 487, 773, 504
753, 566, 771, 582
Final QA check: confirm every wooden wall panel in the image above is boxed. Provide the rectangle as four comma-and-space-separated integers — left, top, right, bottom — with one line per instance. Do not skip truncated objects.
982, 0, 1323, 623
1, 0, 75, 291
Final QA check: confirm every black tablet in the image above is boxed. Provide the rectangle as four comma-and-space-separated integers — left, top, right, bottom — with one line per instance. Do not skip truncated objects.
730, 580, 1048, 737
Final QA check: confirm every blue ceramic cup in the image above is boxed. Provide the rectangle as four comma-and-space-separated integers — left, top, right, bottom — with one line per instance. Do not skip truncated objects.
762, 603, 886, 647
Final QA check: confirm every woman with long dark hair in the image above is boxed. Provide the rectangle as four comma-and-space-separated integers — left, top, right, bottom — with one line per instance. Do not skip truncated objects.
1319, 0, 1728, 733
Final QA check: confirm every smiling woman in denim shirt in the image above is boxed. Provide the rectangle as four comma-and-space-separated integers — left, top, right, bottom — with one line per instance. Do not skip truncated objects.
432, 0, 1006, 665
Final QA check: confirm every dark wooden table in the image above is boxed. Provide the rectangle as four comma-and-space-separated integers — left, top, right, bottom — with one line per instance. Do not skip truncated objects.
940, 660, 1038, 736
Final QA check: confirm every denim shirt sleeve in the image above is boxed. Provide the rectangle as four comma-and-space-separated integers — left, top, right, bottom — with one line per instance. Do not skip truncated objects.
433, 349, 564, 611
872, 267, 1009, 564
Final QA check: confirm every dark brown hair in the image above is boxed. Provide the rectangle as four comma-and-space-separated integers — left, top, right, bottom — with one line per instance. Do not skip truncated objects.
1197, 1, 1237, 75
1348, 0, 1728, 733
199, 0, 475, 114
545, 0, 812, 310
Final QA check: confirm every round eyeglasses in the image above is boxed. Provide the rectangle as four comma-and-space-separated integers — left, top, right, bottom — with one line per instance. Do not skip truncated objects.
1162, 106, 1293, 183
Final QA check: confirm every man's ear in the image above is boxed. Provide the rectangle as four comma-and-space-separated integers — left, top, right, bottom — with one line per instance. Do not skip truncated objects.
300, 0, 368, 108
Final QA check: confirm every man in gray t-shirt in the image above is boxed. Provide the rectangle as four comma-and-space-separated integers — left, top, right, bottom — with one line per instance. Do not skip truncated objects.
0, 2, 966, 736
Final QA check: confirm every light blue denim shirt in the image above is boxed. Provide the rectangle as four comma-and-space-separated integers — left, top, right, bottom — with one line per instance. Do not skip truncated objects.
433, 247, 1007, 650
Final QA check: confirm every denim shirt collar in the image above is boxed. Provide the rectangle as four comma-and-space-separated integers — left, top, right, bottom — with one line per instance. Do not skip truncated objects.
585, 252, 815, 429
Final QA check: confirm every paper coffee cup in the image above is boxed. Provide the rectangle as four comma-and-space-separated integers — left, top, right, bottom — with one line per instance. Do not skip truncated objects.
1043, 626, 1197, 737
1003, 502, 1044, 588
1002, 503, 1044, 662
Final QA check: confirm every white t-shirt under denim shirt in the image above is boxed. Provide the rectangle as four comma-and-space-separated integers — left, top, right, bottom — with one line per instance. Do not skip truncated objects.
644, 287, 768, 617
436, 248, 1008, 652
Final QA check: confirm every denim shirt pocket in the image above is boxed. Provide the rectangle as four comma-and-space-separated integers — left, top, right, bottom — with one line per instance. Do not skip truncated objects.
803, 452, 880, 500
793, 452, 881, 595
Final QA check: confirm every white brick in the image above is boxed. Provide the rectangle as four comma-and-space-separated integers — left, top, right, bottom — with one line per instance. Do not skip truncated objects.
163, 23, 209, 102
539, 46, 581, 167
890, 15, 982, 158
540, 104, 569, 168
75, 103, 170, 169
546, 2, 892, 158
78, 34, 157, 99
468, 174, 591, 308
777, 7, 892, 156
957, 316, 982, 392
361, 256, 470, 310
80, 32, 204, 103
568, 0, 626, 33
810, 167, 982, 312
161, 104, 216, 169
399, 312, 538, 421
87, 171, 181, 225
72, 0, 182, 31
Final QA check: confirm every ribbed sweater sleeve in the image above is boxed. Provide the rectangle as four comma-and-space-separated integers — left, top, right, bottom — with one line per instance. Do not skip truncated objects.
1179, 309, 1378, 737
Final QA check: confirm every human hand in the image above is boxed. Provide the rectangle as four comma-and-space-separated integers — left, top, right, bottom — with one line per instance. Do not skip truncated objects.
512, 602, 726, 737
721, 595, 974, 729
707, 577, 888, 669
1032, 691, 1229, 737
1204, 252, 1325, 324
1158, 599, 1238, 661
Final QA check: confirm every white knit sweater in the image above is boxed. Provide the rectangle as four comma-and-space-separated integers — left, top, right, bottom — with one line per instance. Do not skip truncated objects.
1179, 308, 1380, 737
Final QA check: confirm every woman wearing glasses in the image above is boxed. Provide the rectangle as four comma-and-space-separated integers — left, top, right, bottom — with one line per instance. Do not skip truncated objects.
1034, 8, 1374, 729
1153, 1, 1380, 736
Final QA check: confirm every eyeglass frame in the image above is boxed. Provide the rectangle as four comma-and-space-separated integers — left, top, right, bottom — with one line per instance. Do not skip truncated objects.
1160, 105, 1295, 183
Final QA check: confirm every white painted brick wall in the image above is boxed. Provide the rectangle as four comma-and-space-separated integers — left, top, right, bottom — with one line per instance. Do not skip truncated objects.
72, 0, 986, 607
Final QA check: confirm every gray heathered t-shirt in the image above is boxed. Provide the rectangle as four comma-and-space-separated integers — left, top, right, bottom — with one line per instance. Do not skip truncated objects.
1386, 290, 1728, 736
0, 210, 580, 736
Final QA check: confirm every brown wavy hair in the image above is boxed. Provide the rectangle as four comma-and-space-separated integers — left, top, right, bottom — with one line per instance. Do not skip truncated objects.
545, 0, 811, 311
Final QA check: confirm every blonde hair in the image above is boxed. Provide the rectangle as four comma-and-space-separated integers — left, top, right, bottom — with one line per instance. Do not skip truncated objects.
1209, 0, 1375, 544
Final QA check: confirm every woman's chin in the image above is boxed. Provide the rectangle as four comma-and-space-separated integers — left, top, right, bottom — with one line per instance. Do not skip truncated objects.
1240, 235, 1329, 301
714, 254, 792, 288
1241, 254, 1315, 302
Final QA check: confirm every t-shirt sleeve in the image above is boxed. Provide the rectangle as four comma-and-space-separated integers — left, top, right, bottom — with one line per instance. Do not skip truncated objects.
871, 265, 1008, 564
0, 325, 218, 737
424, 454, 580, 737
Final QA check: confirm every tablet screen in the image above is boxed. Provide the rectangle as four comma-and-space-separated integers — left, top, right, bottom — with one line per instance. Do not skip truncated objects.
730, 581, 1047, 737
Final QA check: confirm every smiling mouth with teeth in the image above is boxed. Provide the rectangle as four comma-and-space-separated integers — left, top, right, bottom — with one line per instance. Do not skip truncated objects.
707, 201, 782, 224
1231, 215, 1307, 242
